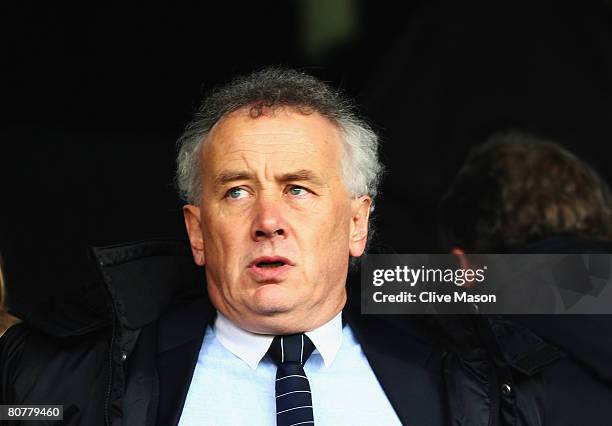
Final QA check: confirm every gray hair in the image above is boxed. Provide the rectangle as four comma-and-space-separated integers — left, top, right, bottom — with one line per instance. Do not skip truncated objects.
176, 68, 383, 207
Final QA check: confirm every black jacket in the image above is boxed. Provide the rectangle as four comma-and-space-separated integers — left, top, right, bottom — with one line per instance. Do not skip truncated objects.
1, 240, 611, 425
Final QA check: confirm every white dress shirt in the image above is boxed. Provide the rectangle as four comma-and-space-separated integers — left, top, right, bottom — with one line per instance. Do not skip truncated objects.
178, 311, 401, 425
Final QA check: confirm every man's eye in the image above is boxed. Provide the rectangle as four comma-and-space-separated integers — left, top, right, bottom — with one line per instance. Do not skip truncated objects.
226, 187, 248, 199
287, 186, 309, 196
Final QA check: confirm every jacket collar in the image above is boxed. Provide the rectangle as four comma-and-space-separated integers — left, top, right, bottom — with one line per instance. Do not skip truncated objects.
90, 240, 210, 426
91, 240, 206, 331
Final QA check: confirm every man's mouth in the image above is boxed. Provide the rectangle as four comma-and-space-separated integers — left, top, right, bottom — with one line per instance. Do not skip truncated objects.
250, 256, 294, 268
248, 257, 295, 282
257, 261, 286, 268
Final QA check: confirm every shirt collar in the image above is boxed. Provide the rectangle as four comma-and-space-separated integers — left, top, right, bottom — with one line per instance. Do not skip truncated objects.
214, 311, 343, 370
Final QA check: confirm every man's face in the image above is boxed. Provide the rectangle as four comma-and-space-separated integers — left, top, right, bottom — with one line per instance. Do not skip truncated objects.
183, 107, 371, 334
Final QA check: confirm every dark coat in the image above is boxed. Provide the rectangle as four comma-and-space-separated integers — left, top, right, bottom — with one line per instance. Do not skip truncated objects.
1, 240, 610, 425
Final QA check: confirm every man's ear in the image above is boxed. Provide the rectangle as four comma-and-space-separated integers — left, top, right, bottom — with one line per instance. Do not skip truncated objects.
349, 196, 372, 258
183, 204, 205, 266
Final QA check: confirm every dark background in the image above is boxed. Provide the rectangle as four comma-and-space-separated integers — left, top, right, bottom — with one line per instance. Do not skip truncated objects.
2, 0, 612, 315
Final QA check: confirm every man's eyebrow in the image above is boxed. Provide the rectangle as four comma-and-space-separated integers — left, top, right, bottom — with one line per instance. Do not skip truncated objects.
278, 169, 325, 186
214, 171, 255, 186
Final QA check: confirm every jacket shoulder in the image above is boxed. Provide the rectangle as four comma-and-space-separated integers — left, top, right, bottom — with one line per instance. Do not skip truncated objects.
1, 322, 111, 410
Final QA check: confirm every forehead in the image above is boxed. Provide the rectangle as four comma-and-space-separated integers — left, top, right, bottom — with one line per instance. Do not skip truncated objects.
201, 107, 344, 177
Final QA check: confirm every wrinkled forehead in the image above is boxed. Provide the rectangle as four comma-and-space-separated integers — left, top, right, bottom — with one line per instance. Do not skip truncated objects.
200, 106, 345, 179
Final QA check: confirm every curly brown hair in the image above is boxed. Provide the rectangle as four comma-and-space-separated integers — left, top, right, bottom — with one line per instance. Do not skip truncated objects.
438, 132, 612, 251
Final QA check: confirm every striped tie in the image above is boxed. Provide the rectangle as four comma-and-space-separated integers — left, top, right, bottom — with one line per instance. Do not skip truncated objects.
267, 334, 316, 426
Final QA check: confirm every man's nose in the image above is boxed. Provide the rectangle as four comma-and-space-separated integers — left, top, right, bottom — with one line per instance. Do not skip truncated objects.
251, 198, 288, 241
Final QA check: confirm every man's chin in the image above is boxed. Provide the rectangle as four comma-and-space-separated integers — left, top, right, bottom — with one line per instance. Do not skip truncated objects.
251, 283, 296, 315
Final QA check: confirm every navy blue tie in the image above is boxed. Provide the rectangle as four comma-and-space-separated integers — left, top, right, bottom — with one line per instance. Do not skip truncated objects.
267, 334, 316, 426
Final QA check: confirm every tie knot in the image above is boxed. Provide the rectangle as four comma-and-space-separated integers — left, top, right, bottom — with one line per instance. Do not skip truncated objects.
267, 334, 315, 365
